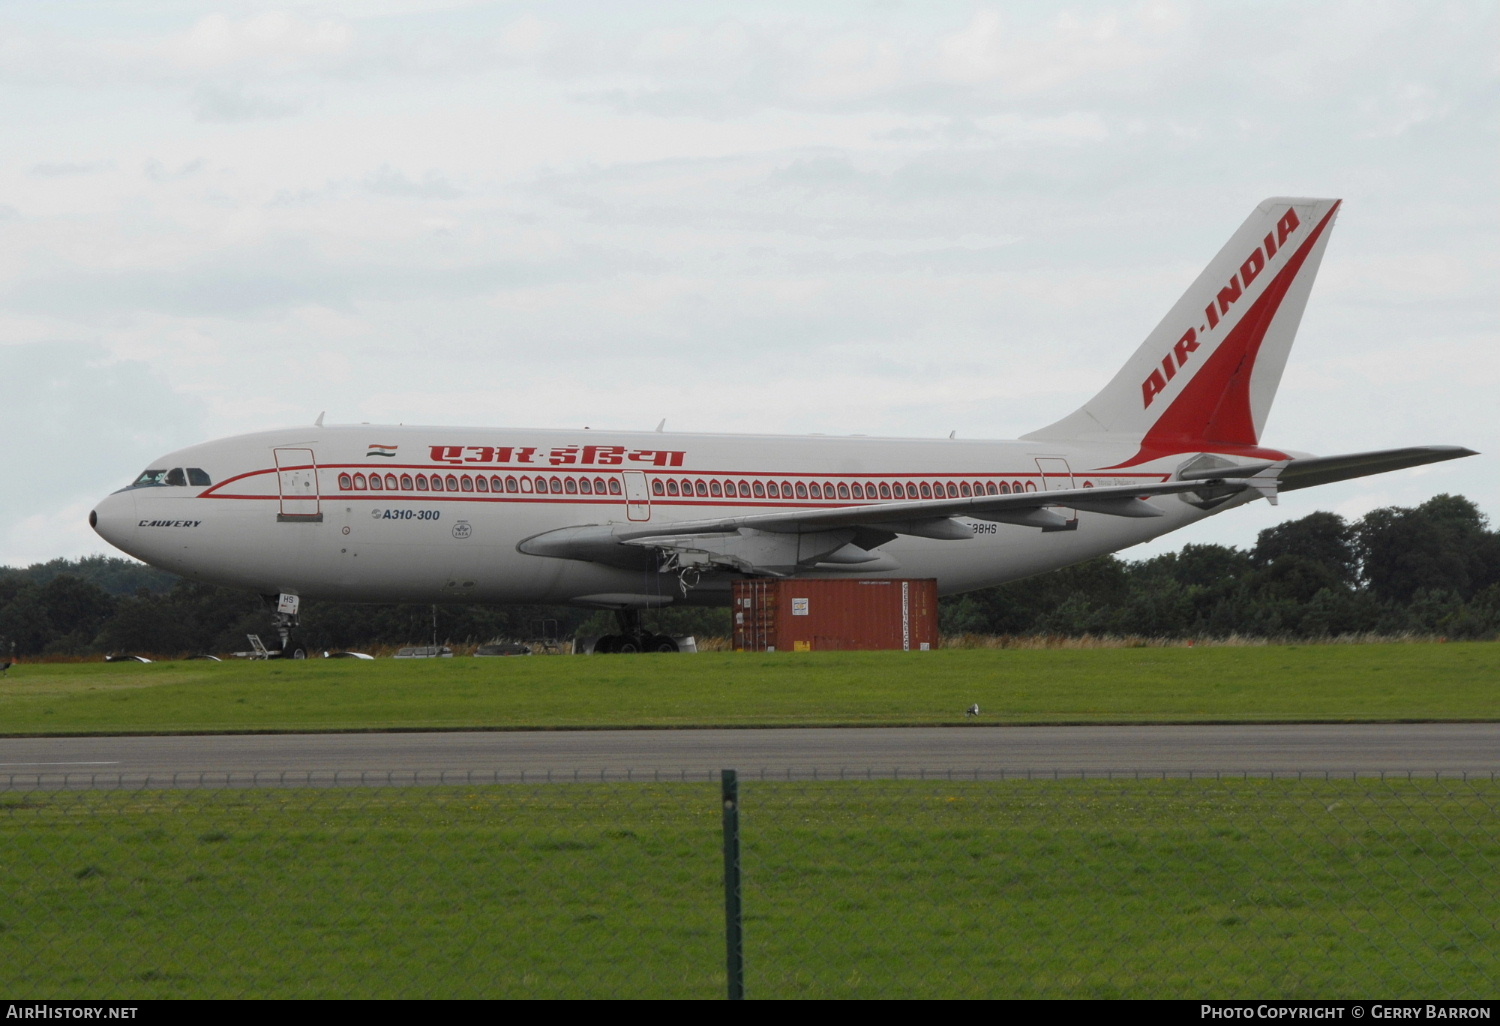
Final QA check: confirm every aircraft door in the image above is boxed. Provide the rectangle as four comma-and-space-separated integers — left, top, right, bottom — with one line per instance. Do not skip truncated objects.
274, 447, 323, 522
1034, 457, 1078, 526
623, 470, 650, 522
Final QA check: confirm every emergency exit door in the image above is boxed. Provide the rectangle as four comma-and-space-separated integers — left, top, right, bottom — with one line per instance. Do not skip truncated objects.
623, 470, 651, 521
1034, 457, 1078, 527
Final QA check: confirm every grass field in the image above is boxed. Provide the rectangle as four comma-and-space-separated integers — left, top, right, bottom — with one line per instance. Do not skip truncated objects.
1, 778, 1493, 998
0, 642, 1496, 734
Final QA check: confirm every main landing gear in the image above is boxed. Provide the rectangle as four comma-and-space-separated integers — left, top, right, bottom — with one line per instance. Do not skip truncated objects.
593, 609, 678, 654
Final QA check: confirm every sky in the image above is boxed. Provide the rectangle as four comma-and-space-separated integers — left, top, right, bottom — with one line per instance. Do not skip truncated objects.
2, 0, 1496, 568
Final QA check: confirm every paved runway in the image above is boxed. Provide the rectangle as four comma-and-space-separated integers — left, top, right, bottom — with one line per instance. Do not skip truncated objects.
2, 723, 1497, 787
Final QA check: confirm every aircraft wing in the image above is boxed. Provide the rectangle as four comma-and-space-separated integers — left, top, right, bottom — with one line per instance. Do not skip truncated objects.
1176, 445, 1477, 493
518, 444, 1476, 577
520, 476, 1257, 577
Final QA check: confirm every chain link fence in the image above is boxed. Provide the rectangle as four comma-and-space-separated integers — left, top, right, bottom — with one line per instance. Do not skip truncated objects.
2, 770, 1495, 998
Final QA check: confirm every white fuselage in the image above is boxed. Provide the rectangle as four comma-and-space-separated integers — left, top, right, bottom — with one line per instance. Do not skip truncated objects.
90, 424, 1245, 607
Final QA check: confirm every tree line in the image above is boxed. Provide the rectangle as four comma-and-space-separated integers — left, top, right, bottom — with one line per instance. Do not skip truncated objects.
2, 494, 1497, 658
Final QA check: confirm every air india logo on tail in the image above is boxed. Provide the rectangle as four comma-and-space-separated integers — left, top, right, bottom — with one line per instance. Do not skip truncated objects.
1141, 207, 1304, 409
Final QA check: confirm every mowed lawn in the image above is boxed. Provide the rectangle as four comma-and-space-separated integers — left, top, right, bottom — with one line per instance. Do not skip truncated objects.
1, 642, 1496, 734
1, 779, 1494, 998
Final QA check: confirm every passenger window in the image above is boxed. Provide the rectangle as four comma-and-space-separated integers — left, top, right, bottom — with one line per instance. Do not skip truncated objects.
823, 482, 835, 497
986, 482, 997, 495
667, 479, 679, 496
907, 481, 918, 497
369, 474, 383, 491
432, 476, 445, 492
594, 477, 607, 494
959, 482, 971, 497
837, 483, 850, 499
166, 468, 187, 486
1024, 481, 1037, 492
475, 476, 488, 493
578, 477, 592, 494
893, 483, 905, 498
652, 480, 665, 496
710, 480, 722, 497
767, 481, 779, 498
401, 474, 414, 490
519, 477, 533, 494
416, 475, 429, 491
753, 481, 766, 498
608, 478, 622, 495
738, 482, 752, 498
809, 483, 821, 499
782, 481, 793, 497
920, 482, 932, 498
353, 473, 368, 490
446, 474, 460, 491
339, 473, 353, 490
565, 477, 578, 494
385, 474, 398, 490
696, 480, 709, 497
187, 468, 211, 486
550, 476, 562, 493
865, 482, 876, 496
850, 483, 863, 498
505, 476, 519, 493
795, 482, 808, 498
534, 476, 548, 494
879, 483, 891, 499
461, 475, 474, 492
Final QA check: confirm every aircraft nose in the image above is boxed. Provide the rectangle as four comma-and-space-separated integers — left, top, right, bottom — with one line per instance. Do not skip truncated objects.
90, 490, 138, 554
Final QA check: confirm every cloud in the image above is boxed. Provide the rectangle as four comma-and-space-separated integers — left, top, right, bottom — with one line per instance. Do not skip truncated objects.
364, 166, 463, 200
162, 12, 354, 75
191, 83, 303, 122
29, 160, 111, 177
143, 158, 206, 183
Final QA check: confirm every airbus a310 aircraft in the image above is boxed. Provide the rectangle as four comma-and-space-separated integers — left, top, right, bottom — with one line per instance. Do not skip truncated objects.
90, 198, 1474, 654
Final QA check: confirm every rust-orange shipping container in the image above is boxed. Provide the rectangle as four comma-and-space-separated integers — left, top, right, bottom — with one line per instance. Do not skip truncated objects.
731, 578, 939, 652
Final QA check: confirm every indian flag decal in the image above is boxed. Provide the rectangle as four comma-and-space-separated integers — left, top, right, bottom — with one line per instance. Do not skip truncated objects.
366, 444, 399, 458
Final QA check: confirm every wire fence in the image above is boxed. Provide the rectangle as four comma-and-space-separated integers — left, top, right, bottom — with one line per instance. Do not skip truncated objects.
1, 771, 1495, 998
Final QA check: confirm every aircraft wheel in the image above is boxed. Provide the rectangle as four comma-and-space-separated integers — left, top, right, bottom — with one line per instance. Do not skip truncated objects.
284, 639, 308, 660
650, 636, 679, 653
615, 637, 641, 654
593, 635, 617, 655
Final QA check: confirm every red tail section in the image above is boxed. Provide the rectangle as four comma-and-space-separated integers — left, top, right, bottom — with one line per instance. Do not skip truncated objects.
1023, 198, 1342, 466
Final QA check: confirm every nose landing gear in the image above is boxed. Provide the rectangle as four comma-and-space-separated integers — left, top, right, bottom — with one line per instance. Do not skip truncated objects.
262, 593, 307, 659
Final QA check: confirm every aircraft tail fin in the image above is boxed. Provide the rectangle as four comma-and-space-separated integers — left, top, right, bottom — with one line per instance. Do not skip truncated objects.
1022, 197, 1342, 466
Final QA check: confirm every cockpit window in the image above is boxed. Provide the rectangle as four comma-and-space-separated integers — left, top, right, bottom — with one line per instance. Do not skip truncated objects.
187, 468, 211, 486
131, 469, 170, 488
165, 468, 187, 486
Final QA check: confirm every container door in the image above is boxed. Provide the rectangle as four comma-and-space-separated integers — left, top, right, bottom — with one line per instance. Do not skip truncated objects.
274, 447, 323, 521
624, 470, 650, 522
1034, 456, 1077, 525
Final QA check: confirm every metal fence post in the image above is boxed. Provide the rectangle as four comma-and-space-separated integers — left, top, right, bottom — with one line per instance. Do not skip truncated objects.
722, 768, 744, 1000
